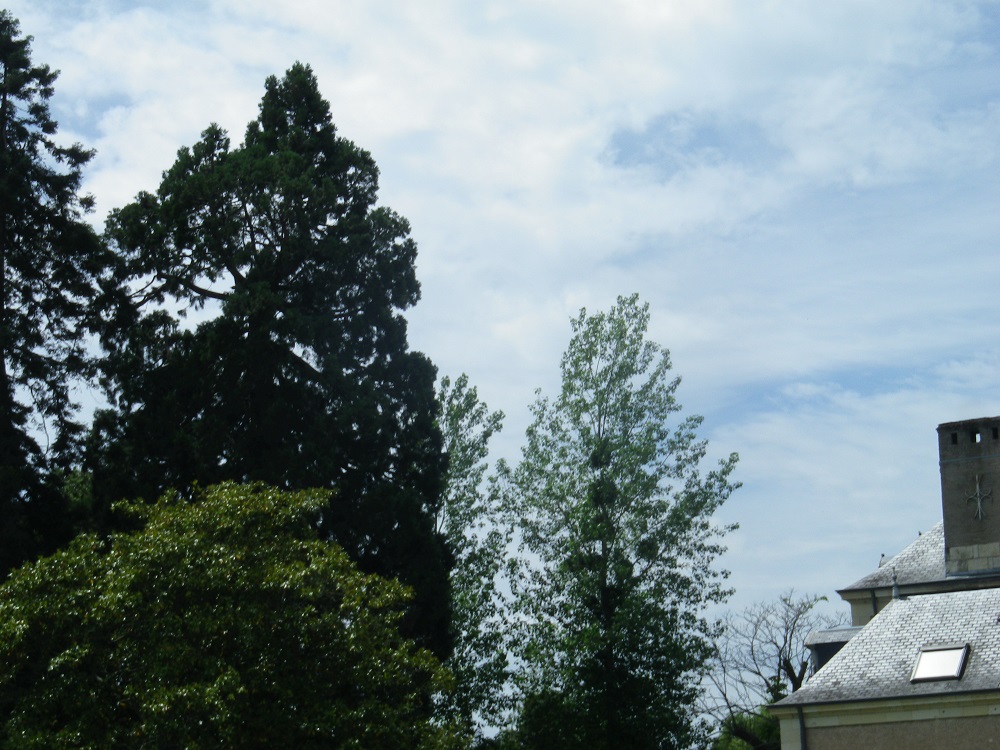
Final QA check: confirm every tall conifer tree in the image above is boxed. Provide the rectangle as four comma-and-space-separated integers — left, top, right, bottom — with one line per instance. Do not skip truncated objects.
93, 64, 450, 655
0, 11, 104, 577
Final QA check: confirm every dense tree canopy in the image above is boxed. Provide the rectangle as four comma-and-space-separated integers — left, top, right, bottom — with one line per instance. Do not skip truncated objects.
0, 483, 465, 749
0, 15, 755, 746
0, 10, 106, 578
89, 63, 450, 655
502, 295, 739, 750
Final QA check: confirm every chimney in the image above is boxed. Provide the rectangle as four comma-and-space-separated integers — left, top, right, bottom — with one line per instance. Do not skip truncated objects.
938, 416, 1000, 575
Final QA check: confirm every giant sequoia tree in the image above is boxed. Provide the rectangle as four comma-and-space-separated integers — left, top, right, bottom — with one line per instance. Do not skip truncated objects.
0, 11, 105, 577
91, 64, 449, 655
503, 295, 739, 750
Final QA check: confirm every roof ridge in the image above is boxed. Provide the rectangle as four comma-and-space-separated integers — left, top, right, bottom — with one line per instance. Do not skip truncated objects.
839, 521, 944, 592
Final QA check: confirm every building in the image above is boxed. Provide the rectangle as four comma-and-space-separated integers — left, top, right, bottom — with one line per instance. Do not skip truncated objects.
770, 416, 1000, 750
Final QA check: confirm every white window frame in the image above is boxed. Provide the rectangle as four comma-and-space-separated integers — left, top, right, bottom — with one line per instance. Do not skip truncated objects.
910, 643, 970, 683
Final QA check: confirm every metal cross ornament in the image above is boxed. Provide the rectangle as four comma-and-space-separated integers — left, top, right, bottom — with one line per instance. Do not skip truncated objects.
967, 474, 993, 520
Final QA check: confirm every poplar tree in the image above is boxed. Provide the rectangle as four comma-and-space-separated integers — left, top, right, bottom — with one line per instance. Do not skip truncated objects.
504, 294, 739, 750
0, 11, 105, 577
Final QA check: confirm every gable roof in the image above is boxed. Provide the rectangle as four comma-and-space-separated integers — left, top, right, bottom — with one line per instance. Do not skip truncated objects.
777, 588, 1000, 707
839, 522, 945, 593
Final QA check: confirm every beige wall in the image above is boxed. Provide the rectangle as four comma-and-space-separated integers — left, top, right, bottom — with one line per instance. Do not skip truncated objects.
842, 592, 885, 626
775, 693, 1000, 750
781, 716, 1000, 750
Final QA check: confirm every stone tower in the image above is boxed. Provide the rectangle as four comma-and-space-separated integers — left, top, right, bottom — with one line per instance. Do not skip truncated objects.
938, 416, 1000, 575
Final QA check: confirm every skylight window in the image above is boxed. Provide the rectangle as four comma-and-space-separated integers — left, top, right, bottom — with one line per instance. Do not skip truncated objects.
911, 643, 969, 682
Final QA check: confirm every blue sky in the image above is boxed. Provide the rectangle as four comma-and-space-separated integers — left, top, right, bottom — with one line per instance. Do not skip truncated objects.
9, 0, 1000, 613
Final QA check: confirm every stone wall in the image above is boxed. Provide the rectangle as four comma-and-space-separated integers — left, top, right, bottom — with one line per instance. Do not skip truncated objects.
938, 417, 1000, 575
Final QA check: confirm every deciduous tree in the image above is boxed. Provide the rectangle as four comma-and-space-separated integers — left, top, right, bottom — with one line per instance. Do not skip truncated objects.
436, 374, 510, 739
0, 483, 466, 749
706, 591, 846, 750
503, 294, 739, 750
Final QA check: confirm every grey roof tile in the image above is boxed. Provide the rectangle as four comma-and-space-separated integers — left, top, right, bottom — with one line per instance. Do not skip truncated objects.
839, 522, 945, 592
777, 588, 1000, 706
805, 626, 863, 647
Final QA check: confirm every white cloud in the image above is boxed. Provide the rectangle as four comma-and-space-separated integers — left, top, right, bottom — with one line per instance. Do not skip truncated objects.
8, 0, 1000, 618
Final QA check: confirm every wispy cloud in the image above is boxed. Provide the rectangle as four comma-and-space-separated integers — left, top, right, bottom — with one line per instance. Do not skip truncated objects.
10, 0, 1000, 612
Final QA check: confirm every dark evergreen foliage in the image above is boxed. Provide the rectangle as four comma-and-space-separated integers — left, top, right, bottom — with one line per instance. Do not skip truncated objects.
90, 63, 451, 656
0, 11, 106, 578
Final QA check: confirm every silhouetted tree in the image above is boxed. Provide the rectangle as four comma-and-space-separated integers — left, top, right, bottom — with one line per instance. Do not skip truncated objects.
706, 591, 847, 750
91, 64, 450, 655
0, 11, 106, 578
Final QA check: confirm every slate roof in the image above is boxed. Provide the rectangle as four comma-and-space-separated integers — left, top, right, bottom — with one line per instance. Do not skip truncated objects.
777, 588, 1000, 706
804, 626, 863, 647
839, 521, 945, 592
